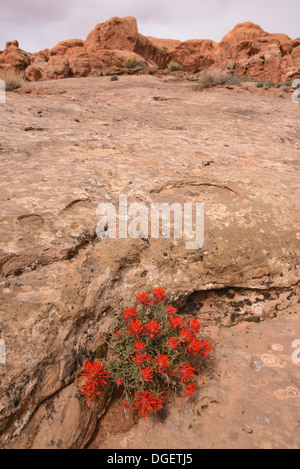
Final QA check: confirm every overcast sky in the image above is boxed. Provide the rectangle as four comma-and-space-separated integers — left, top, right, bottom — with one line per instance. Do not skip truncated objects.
1, 0, 299, 52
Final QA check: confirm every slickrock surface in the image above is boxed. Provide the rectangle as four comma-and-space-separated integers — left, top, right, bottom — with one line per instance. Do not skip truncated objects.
1, 17, 300, 82
0, 75, 299, 449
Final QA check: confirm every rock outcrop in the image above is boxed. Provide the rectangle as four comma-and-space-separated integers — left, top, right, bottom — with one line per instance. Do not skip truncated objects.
0, 75, 299, 448
1, 17, 299, 82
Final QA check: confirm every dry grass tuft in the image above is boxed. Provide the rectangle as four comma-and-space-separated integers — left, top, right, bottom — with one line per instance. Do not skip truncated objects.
0, 69, 24, 91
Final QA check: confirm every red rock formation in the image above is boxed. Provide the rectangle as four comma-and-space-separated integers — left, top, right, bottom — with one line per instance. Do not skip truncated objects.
1, 17, 299, 82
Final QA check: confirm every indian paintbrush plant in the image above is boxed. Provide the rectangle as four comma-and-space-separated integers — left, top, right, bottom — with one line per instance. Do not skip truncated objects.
80, 287, 211, 420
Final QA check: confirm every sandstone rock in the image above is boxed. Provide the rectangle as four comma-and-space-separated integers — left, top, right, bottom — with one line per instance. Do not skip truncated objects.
0, 19, 299, 82
0, 41, 31, 71
0, 75, 299, 448
46, 55, 70, 79
85, 16, 138, 54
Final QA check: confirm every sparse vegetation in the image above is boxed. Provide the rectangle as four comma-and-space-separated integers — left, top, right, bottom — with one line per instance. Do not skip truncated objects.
167, 61, 183, 72
80, 287, 211, 418
124, 58, 147, 69
0, 69, 24, 91
198, 70, 241, 88
162, 46, 168, 51
110, 75, 119, 81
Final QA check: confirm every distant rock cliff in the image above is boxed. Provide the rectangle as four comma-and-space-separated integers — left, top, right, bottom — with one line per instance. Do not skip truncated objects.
0, 16, 299, 83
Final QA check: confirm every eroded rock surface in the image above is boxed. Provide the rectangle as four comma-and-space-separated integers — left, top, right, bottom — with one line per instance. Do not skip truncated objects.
0, 76, 299, 448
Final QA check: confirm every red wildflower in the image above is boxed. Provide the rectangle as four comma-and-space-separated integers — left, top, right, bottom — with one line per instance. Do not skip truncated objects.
125, 318, 143, 338
117, 377, 124, 387
139, 367, 154, 382
134, 340, 147, 352
184, 337, 211, 357
178, 364, 195, 383
137, 292, 152, 307
198, 340, 212, 358
122, 307, 138, 321
152, 287, 167, 305
184, 382, 196, 398
131, 391, 164, 420
166, 305, 177, 315
152, 351, 171, 374
80, 361, 111, 406
167, 337, 179, 351
143, 319, 162, 338
115, 330, 120, 339
132, 352, 145, 366
179, 327, 193, 343
168, 314, 183, 331
132, 352, 152, 366
184, 318, 201, 334
124, 400, 129, 408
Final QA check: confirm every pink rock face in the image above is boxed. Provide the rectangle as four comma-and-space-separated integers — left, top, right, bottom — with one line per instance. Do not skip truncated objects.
0, 17, 299, 83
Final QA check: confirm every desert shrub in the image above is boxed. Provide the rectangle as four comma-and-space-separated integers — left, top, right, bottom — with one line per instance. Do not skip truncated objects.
124, 58, 146, 69
0, 69, 24, 91
110, 75, 119, 81
80, 287, 211, 419
162, 46, 168, 51
256, 82, 264, 88
198, 70, 241, 88
167, 61, 183, 72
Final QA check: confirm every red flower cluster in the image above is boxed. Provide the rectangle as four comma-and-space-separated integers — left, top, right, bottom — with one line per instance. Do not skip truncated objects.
123, 307, 138, 321
137, 292, 152, 307
80, 361, 111, 406
152, 287, 167, 305
143, 319, 162, 338
131, 391, 164, 420
80, 287, 211, 419
125, 318, 143, 338
152, 351, 170, 374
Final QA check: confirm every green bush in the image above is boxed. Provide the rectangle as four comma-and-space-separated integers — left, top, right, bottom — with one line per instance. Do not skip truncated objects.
124, 58, 146, 69
110, 75, 119, 81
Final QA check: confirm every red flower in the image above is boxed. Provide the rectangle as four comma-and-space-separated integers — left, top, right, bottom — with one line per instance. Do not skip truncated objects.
184, 383, 196, 398
152, 351, 171, 374
166, 305, 177, 315
198, 340, 212, 358
168, 314, 183, 331
134, 340, 147, 352
80, 361, 111, 406
137, 292, 152, 307
117, 377, 124, 387
178, 364, 195, 383
167, 337, 179, 351
131, 391, 164, 420
124, 400, 129, 408
123, 307, 138, 321
139, 367, 154, 382
184, 318, 201, 334
125, 318, 143, 338
152, 287, 167, 305
185, 337, 203, 356
132, 352, 152, 366
143, 319, 162, 338
115, 330, 120, 339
